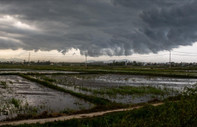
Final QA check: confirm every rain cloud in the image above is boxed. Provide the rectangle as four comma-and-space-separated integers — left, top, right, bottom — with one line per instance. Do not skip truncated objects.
0, 0, 196, 56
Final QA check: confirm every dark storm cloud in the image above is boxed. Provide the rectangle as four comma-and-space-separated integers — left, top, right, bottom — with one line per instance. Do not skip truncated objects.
0, 0, 196, 56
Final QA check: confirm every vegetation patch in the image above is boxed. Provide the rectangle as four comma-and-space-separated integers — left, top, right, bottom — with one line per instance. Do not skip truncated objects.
0, 81, 7, 89
10, 98, 21, 108
39, 75, 57, 82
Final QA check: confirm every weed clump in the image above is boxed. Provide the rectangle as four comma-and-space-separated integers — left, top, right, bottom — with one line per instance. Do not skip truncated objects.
0, 81, 7, 88
10, 98, 21, 108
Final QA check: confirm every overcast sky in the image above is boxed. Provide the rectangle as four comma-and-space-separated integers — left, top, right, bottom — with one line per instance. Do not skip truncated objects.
0, 0, 197, 62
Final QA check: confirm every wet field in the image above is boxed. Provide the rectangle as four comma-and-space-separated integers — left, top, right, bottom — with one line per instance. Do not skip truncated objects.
46, 74, 197, 90
1, 71, 197, 121
0, 75, 93, 121
37, 74, 197, 104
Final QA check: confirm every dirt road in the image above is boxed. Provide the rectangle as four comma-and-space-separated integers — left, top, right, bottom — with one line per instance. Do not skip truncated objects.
0, 102, 163, 126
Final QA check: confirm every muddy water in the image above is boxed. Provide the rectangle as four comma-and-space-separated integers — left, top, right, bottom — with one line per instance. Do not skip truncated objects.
0, 75, 94, 121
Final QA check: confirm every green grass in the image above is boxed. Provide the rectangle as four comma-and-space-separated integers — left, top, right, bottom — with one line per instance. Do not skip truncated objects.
7, 86, 197, 127
79, 86, 173, 96
37, 75, 57, 82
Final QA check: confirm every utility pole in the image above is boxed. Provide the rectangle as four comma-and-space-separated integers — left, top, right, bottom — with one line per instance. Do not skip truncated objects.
169, 51, 171, 68
125, 60, 128, 66
28, 52, 31, 66
85, 52, 87, 68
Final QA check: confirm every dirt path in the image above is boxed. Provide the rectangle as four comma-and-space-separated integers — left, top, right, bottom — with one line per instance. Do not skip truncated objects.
0, 102, 163, 126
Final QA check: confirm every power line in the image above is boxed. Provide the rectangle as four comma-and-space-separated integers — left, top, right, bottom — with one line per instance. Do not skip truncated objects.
129, 54, 168, 58
172, 54, 197, 56
173, 51, 197, 55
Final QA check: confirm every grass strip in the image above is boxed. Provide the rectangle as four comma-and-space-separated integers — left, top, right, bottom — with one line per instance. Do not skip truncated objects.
75, 70, 197, 79
79, 86, 172, 96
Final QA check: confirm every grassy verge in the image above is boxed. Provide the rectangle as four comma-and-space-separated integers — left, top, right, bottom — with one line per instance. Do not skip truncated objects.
79, 86, 174, 96
8, 86, 197, 127
76, 69, 197, 79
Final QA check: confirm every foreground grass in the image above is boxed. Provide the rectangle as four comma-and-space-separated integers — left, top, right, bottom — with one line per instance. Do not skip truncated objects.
6, 86, 197, 127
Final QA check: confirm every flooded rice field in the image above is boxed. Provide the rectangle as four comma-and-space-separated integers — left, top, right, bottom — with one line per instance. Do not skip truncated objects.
0, 75, 93, 121
40, 74, 197, 104
1, 73, 197, 121
46, 74, 197, 90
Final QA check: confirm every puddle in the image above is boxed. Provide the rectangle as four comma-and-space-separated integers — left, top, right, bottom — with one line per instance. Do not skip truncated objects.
0, 75, 94, 121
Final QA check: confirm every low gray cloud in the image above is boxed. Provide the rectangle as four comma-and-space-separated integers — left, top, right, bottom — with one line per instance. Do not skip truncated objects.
0, 0, 196, 56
